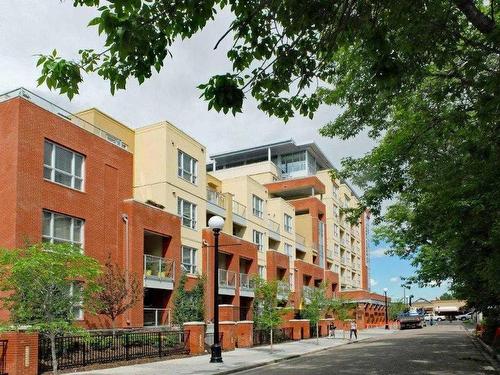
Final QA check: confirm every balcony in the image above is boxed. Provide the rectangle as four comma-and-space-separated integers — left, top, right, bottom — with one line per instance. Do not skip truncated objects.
327, 249, 334, 260
219, 269, 236, 296
340, 255, 347, 266
295, 233, 306, 252
143, 308, 171, 327
268, 219, 281, 241
232, 200, 247, 226
239, 273, 255, 298
1, 88, 129, 150
302, 286, 314, 303
207, 189, 226, 216
143, 255, 175, 290
277, 280, 291, 301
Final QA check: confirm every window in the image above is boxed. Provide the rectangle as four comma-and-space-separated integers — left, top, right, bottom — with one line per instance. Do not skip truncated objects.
252, 195, 263, 218
284, 243, 293, 257
279, 151, 306, 175
334, 244, 340, 257
44, 140, 84, 190
334, 264, 340, 273
42, 210, 84, 247
284, 214, 293, 233
181, 246, 197, 274
253, 230, 264, 252
69, 283, 84, 320
177, 150, 198, 184
333, 224, 339, 238
258, 265, 266, 279
177, 198, 197, 229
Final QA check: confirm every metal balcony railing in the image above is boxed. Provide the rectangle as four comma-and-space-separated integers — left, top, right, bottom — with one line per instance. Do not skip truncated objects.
239, 273, 255, 290
232, 200, 247, 217
268, 219, 280, 234
219, 269, 236, 288
1, 88, 129, 150
144, 255, 175, 280
207, 189, 225, 208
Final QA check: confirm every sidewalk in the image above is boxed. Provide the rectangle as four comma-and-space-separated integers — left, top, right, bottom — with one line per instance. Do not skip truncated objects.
74, 328, 396, 375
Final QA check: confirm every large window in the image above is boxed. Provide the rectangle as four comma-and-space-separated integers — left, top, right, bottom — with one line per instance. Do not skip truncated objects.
253, 230, 264, 252
252, 195, 263, 218
69, 283, 84, 320
177, 150, 198, 184
177, 198, 197, 229
181, 246, 197, 274
279, 151, 306, 175
42, 210, 84, 247
44, 140, 84, 190
284, 214, 293, 233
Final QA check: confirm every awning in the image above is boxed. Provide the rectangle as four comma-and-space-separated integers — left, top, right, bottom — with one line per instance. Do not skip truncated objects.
435, 306, 459, 313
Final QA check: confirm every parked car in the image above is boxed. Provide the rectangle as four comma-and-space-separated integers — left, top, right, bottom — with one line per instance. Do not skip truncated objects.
424, 313, 447, 321
456, 312, 472, 321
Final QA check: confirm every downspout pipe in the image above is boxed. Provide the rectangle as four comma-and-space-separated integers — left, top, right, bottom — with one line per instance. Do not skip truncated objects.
122, 214, 130, 325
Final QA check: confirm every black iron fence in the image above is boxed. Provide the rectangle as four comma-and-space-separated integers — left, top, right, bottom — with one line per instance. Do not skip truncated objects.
253, 328, 293, 346
38, 330, 188, 373
0, 340, 7, 375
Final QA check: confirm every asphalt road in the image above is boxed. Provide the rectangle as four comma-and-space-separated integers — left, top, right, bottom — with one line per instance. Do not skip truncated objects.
238, 322, 497, 375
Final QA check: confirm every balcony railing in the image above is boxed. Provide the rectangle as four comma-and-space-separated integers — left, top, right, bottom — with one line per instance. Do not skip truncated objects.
219, 269, 236, 288
277, 280, 291, 299
268, 219, 280, 234
327, 249, 334, 259
239, 273, 255, 290
1, 88, 129, 150
143, 308, 171, 327
232, 200, 247, 217
295, 233, 305, 246
207, 189, 225, 208
302, 285, 314, 300
144, 255, 175, 280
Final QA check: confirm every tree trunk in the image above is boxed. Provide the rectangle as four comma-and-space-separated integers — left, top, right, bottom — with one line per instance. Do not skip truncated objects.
50, 333, 58, 375
454, 0, 496, 35
111, 317, 116, 336
270, 328, 273, 353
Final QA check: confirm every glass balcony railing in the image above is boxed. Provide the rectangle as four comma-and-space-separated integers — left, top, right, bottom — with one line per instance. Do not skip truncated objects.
268, 219, 280, 234
295, 233, 306, 246
219, 269, 236, 288
277, 280, 291, 299
144, 255, 175, 280
232, 200, 247, 217
239, 273, 255, 290
207, 189, 225, 208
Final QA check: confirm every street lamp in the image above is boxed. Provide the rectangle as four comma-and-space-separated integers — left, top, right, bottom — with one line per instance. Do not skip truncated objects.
208, 215, 225, 363
383, 288, 389, 330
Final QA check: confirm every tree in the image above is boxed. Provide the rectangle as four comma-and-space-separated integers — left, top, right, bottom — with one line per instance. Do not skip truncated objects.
253, 277, 288, 352
439, 292, 456, 301
388, 301, 408, 321
89, 257, 141, 332
36, 1, 499, 311
0, 243, 101, 374
301, 283, 329, 344
172, 272, 205, 326
329, 297, 355, 339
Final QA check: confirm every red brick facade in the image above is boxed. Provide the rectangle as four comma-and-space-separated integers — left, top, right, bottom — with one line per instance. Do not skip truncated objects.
0, 97, 181, 328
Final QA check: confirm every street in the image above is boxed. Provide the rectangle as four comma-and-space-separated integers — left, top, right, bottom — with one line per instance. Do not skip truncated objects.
238, 323, 497, 375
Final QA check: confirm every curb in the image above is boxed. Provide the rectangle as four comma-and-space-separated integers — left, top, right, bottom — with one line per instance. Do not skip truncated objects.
214, 336, 377, 375
463, 326, 500, 372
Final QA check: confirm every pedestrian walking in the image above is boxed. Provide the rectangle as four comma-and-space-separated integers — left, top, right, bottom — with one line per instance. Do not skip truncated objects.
349, 320, 358, 341
328, 323, 336, 338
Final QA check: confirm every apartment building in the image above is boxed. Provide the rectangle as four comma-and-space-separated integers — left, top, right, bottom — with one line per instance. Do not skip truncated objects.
0, 88, 383, 330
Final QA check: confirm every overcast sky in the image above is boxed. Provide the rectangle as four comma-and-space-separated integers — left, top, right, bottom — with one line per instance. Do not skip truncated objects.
0, 1, 448, 300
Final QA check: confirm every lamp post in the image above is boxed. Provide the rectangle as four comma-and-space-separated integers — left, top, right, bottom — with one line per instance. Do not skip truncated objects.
208, 215, 225, 363
383, 288, 389, 330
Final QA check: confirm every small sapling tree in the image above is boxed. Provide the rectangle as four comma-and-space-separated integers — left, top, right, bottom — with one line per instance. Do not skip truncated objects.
0, 243, 101, 374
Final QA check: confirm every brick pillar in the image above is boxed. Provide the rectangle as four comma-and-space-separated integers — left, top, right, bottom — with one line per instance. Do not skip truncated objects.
219, 321, 236, 351
183, 322, 206, 355
0, 331, 39, 375
288, 319, 310, 340
235, 321, 253, 348
319, 318, 333, 337
219, 305, 235, 321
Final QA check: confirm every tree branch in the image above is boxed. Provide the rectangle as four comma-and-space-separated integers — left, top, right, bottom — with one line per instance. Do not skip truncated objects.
454, 0, 496, 35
